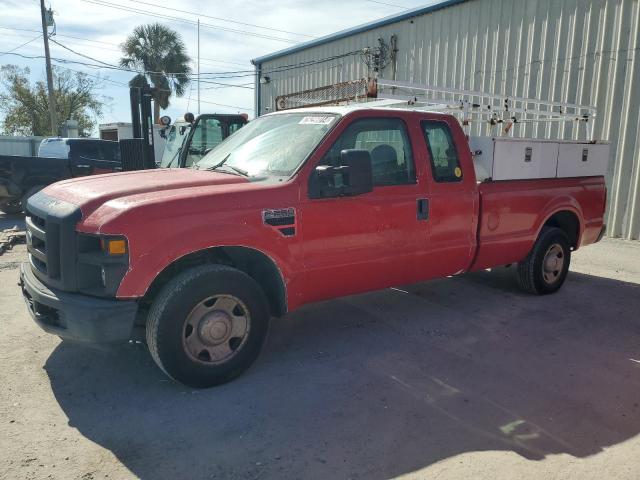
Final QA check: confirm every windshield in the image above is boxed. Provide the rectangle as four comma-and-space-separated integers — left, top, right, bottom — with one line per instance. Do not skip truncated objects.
159, 123, 191, 168
195, 113, 337, 177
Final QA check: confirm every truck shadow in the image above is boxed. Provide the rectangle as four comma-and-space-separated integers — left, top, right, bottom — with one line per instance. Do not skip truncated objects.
44, 268, 640, 479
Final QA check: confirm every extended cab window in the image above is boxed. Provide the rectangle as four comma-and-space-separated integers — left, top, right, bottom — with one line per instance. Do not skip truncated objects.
421, 121, 462, 182
321, 118, 415, 186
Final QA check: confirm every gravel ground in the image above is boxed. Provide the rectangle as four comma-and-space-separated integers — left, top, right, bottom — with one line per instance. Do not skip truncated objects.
1, 211, 639, 480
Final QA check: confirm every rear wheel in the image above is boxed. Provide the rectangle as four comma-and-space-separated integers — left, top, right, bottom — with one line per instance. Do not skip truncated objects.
517, 226, 571, 295
146, 264, 270, 388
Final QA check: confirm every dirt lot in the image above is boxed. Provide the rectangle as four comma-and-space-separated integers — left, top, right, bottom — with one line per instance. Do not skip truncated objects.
1, 211, 639, 480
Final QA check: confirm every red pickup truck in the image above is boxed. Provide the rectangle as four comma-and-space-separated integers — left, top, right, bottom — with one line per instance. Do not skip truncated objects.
19, 105, 607, 387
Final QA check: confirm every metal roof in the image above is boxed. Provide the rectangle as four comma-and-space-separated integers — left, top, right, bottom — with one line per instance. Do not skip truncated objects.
251, 0, 469, 65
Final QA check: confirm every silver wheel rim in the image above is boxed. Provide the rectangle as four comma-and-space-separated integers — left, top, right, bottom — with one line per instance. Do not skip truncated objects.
182, 294, 250, 364
542, 243, 565, 284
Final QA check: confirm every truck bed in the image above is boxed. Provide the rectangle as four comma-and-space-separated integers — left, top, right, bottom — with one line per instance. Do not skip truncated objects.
471, 176, 607, 271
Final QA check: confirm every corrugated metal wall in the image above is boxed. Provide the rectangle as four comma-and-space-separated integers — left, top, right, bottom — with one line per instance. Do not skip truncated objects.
257, 0, 640, 239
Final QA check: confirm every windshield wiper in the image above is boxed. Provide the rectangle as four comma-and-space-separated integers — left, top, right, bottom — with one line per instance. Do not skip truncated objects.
200, 153, 249, 177
198, 153, 229, 170
224, 165, 249, 176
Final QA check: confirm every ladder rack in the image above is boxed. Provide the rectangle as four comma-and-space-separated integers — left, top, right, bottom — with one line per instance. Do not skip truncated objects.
274, 78, 598, 141
371, 79, 597, 141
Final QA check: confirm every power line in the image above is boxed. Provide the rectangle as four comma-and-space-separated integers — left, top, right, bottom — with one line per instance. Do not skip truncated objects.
0, 25, 361, 77
197, 80, 253, 90
49, 37, 120, 69
0, 34, 42, 57
198, 98, 253, 111
0, 42, 365, 80
0, 25, 250, 68
47, 37, 365, 80
127, 0, 315, 39
365, 0, 410, 8
0, 49, 256, 92
80, 0, 300, 44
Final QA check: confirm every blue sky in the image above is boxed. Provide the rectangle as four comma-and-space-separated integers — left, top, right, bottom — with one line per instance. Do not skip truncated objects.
1, 0, 433, 134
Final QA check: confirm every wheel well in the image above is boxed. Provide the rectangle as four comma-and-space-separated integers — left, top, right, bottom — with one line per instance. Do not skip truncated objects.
544, 211, 580, 248
141, 246, 287, 317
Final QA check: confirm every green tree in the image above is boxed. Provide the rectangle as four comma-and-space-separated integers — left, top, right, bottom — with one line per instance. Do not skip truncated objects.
0, 65, 107, 137
120, 23, 191, 123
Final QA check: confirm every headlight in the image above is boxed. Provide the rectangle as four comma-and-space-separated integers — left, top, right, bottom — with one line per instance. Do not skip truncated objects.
77, 234, 129, 297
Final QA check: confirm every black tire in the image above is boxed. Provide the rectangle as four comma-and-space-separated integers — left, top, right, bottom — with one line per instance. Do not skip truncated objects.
517, 226, 571, 295
21, 185, 44, 213
0, 199, 23, 215
146, 264, 270, 388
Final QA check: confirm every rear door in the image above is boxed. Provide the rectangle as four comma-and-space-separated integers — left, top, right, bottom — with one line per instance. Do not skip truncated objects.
69, 141, 121, 176
418, 118, 477, 276
69, 141, 100, 176
300, 112, 431, 304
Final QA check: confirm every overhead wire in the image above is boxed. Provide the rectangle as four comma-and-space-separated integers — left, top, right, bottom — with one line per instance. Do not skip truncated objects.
0, 34, 42, 57
0, 25, 250, 67
80, 0, 300, 43
126, 0, 315, 39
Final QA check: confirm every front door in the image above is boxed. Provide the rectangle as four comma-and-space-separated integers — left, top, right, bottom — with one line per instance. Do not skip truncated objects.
183, 117, 224, 167
300, 114, 431, 304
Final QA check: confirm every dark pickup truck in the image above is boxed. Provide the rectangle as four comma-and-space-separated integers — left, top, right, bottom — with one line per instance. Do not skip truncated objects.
0, 138, 121, 214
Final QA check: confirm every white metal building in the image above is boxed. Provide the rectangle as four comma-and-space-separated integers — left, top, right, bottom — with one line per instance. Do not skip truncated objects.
252, 0, 640, 240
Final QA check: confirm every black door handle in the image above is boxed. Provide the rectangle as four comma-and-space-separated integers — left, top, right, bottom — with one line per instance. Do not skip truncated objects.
417, 198, 429, 220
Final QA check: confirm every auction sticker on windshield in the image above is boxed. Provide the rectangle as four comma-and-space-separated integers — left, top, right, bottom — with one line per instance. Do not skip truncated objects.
299, 116, 335, 125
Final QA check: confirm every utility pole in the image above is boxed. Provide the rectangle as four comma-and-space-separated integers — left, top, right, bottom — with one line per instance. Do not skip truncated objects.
39, 0, 58, 135
197, 18, 200, 115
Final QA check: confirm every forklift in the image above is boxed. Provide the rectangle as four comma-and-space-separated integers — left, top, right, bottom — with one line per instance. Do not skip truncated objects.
121, 85, 248, 171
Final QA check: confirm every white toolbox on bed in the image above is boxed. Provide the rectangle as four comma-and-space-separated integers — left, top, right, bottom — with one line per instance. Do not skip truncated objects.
469, 137, 609, 182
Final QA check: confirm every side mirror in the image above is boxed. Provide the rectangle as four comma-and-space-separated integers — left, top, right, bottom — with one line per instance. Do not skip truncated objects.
309, 149, 373, 199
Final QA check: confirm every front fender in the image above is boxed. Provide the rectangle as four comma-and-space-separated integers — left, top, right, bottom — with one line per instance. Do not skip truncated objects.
114, 222, 297, 298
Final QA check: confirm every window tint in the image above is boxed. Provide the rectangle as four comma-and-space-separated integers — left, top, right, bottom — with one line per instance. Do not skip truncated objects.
320, 118, 415, 186
421, 121, 462, 182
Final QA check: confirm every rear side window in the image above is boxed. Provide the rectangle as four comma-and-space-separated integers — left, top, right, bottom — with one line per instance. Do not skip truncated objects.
38, 139, 69, 158
421, 121, 462, 182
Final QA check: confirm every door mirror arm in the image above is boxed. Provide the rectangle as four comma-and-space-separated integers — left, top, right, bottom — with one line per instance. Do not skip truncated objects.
309, 149, 373, 199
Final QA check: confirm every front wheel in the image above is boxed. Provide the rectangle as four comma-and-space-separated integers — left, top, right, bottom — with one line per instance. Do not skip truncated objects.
146, 264, 270, 388
517, 226, 571, 295
0, 199, 23, 215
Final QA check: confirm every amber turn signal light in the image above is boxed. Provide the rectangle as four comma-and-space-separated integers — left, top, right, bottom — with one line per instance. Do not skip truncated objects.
101, 238, 127, 255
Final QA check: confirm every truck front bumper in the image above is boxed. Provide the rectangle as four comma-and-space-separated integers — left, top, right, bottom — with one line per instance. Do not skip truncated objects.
19, 263, 138, 343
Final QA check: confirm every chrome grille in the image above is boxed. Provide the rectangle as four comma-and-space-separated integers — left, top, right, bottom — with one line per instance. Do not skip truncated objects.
25, 192, 81, 291
26, 212, 50, 275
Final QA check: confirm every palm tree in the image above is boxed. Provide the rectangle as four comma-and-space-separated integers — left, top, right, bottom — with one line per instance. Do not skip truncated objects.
120, 23, 191, 123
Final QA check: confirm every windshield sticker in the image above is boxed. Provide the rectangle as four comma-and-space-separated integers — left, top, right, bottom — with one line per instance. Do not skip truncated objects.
299, 116, 334, 125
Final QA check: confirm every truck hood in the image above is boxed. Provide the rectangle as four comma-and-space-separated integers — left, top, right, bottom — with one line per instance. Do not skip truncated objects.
44, 168, 250, 216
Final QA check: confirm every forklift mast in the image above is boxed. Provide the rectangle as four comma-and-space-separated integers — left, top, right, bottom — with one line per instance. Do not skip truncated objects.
120, 86, 156, 171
